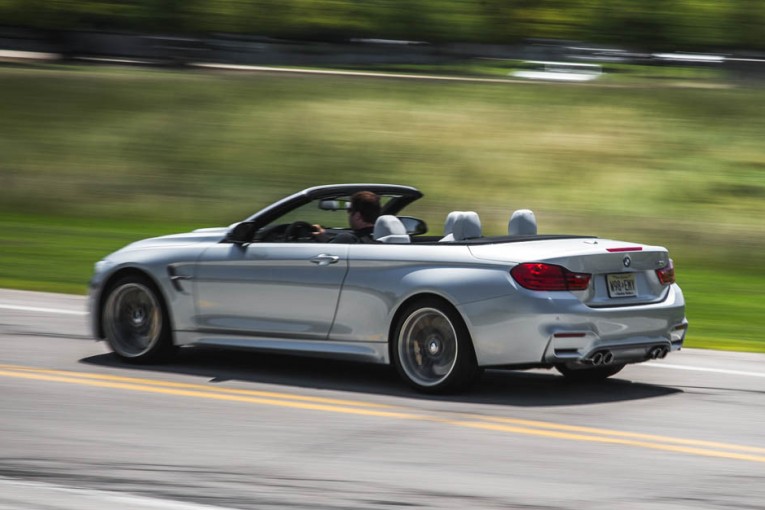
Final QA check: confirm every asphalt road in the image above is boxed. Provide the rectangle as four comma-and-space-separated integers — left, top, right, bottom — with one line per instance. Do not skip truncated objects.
0, 289, 763, 510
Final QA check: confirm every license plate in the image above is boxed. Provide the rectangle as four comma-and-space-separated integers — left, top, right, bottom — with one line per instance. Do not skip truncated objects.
607, 273, 637, 298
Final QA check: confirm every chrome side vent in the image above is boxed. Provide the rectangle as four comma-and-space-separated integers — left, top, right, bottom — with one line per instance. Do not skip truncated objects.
167, 265, 192, 292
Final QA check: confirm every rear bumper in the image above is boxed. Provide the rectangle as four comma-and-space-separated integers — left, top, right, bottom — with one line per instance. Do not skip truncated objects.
460, 283, 687, 367
543, 319, 687, 366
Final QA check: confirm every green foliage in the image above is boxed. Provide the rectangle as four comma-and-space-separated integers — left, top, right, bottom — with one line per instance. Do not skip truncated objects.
0, 0, 764, 50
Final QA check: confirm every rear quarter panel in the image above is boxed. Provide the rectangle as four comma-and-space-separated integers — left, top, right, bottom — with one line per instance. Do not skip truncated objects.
329, 244, 512, 346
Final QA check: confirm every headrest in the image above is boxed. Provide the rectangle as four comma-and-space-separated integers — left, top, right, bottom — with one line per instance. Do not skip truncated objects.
443, 211, 463, 236
439, 211, 482, 242
508, 209, 537, 235
373, 215, 410, 244
453, 211, 482, 241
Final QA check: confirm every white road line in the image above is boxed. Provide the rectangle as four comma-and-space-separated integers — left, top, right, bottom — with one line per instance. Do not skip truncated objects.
0, 49, 59, 61
192, 62, 520, 84
644, 362, 765, 378
0, 477, 237, 510
0, 304, 87, 316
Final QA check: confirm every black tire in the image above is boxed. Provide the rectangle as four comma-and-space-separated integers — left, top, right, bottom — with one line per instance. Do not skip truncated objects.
392, 298, 480, 394
102, 275, 175, 363
555, 363, 625, 382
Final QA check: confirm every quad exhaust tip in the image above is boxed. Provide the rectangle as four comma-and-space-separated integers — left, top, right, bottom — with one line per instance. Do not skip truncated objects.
588, 346, 669, 365
647, 346, 669, 360
588, 350, 614, 366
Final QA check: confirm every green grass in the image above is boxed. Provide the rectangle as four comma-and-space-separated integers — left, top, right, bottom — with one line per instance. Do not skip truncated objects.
676, 269, 765, 352
0, 214, 193, 294
0, 64, 763, 351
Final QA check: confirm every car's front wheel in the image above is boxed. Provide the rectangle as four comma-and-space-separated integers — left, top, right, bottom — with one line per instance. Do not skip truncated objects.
102, 275, 175, 363
392, 298, 480, 393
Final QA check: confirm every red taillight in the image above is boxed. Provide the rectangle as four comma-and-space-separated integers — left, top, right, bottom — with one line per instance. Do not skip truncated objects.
510, 263, 591, 291
656, 259, 675, 285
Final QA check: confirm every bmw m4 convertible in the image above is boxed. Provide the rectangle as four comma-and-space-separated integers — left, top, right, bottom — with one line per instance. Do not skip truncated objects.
89, 184, 687, 393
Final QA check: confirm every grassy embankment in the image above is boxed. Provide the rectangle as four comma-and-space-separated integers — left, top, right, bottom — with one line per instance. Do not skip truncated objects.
0, 65, 763, 351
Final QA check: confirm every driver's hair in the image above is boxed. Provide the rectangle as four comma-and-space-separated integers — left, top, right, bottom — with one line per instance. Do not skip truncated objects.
349, 191, 381, 224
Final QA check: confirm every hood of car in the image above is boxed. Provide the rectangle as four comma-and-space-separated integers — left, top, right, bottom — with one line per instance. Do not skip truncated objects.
119, 227, 229, 251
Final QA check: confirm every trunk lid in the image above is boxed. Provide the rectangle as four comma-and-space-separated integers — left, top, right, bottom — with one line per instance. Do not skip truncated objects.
469, 238, 672, 307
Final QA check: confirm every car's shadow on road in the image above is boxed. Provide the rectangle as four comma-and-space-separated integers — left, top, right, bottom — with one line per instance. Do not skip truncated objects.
80, 346, 682, 407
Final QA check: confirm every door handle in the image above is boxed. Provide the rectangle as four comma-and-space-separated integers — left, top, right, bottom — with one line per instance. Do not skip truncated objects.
310, 254, 340, 266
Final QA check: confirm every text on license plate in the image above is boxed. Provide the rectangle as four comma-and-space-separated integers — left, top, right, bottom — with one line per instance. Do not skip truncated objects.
607, 273, 637, 298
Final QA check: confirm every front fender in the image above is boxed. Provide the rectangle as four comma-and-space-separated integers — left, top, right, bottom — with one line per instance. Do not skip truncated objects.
89, 246, 206, 340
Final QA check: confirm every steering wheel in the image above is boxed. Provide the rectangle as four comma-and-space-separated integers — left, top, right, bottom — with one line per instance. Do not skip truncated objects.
284, 221, 316, 242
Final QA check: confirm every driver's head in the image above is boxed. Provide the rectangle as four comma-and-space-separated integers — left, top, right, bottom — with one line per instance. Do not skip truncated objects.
348, 191, 381, 229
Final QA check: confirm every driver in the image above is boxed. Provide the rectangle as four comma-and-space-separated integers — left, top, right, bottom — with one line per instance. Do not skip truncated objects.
314, 191, 381, 243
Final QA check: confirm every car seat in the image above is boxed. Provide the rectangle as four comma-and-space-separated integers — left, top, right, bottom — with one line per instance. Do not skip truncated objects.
373, 215, 411, 244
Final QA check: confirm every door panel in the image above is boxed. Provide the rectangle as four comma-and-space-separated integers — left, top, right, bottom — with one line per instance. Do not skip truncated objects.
193, 243, 349, 339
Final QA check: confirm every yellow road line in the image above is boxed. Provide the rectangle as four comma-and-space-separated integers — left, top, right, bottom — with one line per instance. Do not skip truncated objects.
0, 368, 422, 419
1, 364, 763, 464
0, 363, 393, 409
449, 420, 765, 464
467, 415, 765, 454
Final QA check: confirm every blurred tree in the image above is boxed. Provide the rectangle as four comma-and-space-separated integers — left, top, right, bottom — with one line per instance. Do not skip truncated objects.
135, 0, 203, 33
0, 0, 763, 50
360, 0, 439, 41
587, 0, 675, 49
281, 0, 367, 40
0, 0, 72, 29
476, 0, 594, 44
726, 0, 765, 50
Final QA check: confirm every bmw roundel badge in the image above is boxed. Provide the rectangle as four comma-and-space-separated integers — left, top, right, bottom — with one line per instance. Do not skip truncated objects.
623, 256, 632, 268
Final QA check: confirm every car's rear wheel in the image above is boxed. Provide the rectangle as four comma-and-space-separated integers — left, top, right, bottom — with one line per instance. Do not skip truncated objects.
392, 298, 480, 393
555, 363, 625, 382
102, 275, 175, 363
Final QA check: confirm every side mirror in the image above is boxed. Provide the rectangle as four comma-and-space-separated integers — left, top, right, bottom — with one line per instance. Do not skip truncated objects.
225, 222, 256, 245
398, 216, 428, 236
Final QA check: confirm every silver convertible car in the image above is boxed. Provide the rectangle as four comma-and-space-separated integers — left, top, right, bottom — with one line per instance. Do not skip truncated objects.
89, 184, 687, 393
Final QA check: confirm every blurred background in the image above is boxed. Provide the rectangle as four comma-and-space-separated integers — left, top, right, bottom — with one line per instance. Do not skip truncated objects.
0, 0, 763, 351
